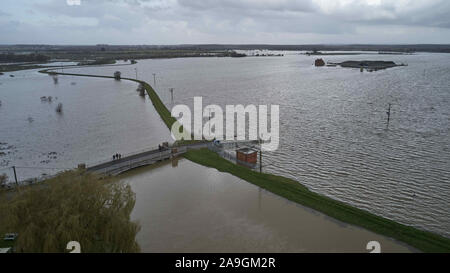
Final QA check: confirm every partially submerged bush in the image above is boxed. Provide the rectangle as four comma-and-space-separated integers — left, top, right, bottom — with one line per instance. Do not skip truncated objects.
114, 71, 121, 80
0, 171, 141, 253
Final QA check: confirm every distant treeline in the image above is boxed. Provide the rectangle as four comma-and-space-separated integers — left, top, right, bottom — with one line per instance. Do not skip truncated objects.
0, 53, 50, 63
175, 44, 450, 53
78, 58, 116, 66
3, 44, 449, 53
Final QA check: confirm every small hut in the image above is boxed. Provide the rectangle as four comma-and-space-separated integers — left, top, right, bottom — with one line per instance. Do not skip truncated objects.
236, 148, 258, 164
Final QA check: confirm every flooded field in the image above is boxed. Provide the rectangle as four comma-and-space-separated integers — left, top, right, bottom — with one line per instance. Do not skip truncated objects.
64, 52, 450, 238
0, 69, 170, 180
121, 158, 415, 253
1, 52, 449, 239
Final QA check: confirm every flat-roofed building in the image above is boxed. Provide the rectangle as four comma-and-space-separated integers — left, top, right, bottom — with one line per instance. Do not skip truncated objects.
236, 148, 258, 164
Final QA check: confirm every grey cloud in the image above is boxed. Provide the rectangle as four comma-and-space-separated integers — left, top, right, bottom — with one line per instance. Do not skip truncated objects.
0, 10, 11, 16
2, 0, 450, 44
178, 0, 315, 13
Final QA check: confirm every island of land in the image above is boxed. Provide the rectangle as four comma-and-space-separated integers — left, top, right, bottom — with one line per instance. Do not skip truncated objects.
330, 60, 407, 71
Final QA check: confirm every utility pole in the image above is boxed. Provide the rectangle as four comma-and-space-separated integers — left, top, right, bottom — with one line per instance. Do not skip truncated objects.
135, 68, 138, 80
169, 88, 174, 104
259, 139, 262, 173
208, 108, 211, 133
12, 166, 18, 186
152, 73, 156, 86
386, 103, 391, 128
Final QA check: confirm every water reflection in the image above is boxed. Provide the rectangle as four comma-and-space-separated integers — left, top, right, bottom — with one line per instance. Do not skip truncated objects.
120, 158, 415, 253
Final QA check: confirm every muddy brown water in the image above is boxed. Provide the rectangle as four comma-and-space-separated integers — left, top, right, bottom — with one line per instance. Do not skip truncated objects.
120, 158, 415, 253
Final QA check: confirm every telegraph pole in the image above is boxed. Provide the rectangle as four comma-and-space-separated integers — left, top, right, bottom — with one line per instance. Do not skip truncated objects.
386, 103, 391, 128
208, 108, 211, 133
259, 139, 262, 173
169, 88, 174, 104
12, 166, 18, 186
152, 73, 156, 86
135, 68, 138, 80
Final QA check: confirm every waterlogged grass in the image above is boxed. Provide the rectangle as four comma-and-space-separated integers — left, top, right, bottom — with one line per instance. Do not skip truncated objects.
184, 148, 450, 253
139, 81, 178, 129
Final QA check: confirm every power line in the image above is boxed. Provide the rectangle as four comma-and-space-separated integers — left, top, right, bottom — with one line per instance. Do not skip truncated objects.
1, 166, 72, 171
13, 166, 71, 170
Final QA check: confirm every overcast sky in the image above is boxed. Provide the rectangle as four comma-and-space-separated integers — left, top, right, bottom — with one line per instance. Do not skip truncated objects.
1, 0, 450, 44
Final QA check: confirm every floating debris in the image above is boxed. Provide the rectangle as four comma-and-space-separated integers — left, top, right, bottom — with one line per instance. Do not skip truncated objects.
0, 143, 15, 151
27, 117, 34, 123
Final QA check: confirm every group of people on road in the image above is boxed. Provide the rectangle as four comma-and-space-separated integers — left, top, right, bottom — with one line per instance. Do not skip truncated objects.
113, 153, 122, 161
158, 142, 170, 151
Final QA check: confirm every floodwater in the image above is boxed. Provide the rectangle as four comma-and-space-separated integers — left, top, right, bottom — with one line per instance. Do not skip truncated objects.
121, 158, 415, 253
64, 52, 450, 238
1, 51, 449, 241
0, 68, 170, 180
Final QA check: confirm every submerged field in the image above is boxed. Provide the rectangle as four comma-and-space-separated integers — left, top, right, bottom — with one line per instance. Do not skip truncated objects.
32, 65, 450, 253
2, 52, 449, 252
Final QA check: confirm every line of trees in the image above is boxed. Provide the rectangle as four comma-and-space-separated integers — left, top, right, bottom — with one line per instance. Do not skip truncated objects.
0, 53, 51, 63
